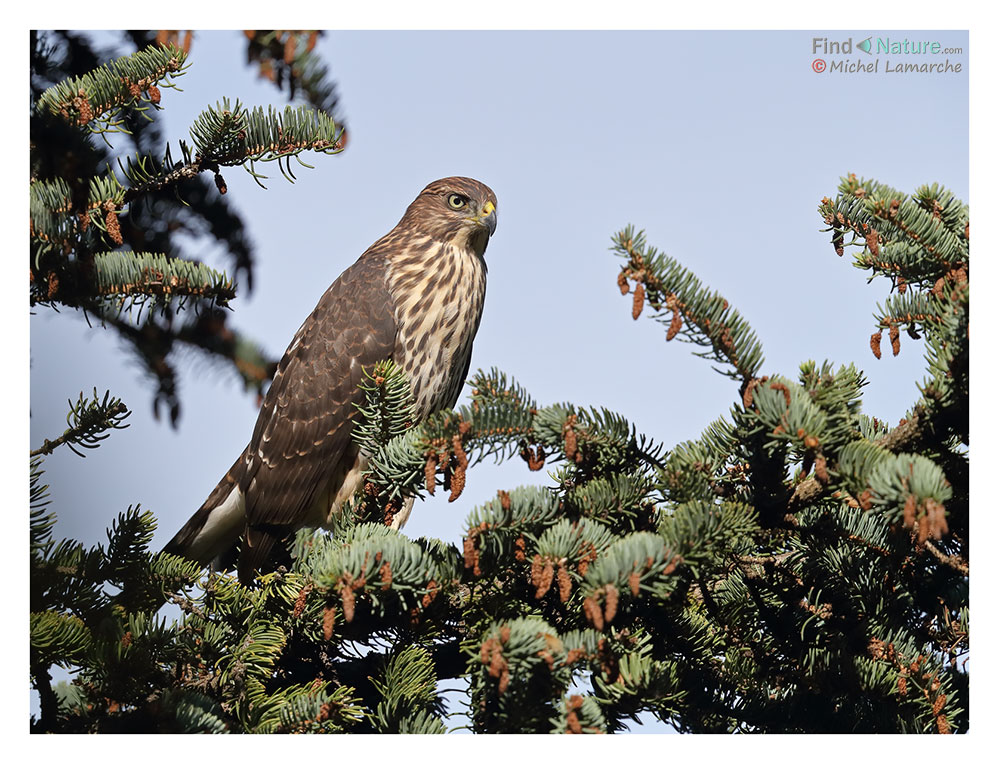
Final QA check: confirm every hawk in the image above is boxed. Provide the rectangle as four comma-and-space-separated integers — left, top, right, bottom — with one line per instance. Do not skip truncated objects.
164, 177, 497, 583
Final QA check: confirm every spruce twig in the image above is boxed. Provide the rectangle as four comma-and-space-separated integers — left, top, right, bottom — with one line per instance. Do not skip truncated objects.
30, 389, 131, 458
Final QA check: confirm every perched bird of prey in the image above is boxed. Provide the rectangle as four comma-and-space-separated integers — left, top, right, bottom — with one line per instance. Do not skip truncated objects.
165, 177, 497, 583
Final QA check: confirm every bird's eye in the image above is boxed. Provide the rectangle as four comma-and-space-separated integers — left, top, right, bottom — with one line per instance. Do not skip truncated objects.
447, 193, 467, 210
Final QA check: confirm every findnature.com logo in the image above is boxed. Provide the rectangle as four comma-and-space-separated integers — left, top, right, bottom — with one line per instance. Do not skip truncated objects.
810, 35, 964, 74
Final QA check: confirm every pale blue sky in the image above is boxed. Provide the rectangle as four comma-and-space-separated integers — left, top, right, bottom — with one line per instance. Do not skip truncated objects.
27, 29, 969, 732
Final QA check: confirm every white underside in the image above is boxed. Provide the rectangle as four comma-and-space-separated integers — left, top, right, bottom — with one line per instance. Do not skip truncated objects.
188, 484, 246, 564
187, 451, 417, 566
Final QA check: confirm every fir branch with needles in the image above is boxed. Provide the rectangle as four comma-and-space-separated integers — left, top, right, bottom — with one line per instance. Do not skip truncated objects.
612, 226, 765, 383
35, 42, 188, 136
30, 389, 131, 458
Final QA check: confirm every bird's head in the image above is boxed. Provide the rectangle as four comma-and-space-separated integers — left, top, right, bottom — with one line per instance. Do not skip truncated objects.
401, 177, 498, 257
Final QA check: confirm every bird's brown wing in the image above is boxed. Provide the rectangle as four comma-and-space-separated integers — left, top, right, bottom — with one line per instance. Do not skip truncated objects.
236, 252, 398, 580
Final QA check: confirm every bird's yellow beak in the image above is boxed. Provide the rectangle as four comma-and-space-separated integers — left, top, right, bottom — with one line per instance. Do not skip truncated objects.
475, 200, 497, 236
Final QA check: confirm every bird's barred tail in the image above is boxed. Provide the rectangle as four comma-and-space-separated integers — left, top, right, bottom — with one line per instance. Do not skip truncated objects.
163, 448, 248, 567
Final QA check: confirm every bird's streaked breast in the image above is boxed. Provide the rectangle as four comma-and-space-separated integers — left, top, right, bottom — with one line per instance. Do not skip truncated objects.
388, 241, 487, 418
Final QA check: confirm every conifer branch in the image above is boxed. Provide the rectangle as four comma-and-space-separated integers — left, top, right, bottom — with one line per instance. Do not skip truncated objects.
36, 43, 188, 134
89, 307, 277, 424
186, 99, 345, 187
923, 540, 968, 576
819, 174, 969, 282
112, 99, 344, 204
354, 364, 665, 524
243, 31, 345, 120
30, 389, 131, 458
786, 403, 936, 514
90, 251, 235, 306
612, 226, 765, 382
29, 175, 126, 259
